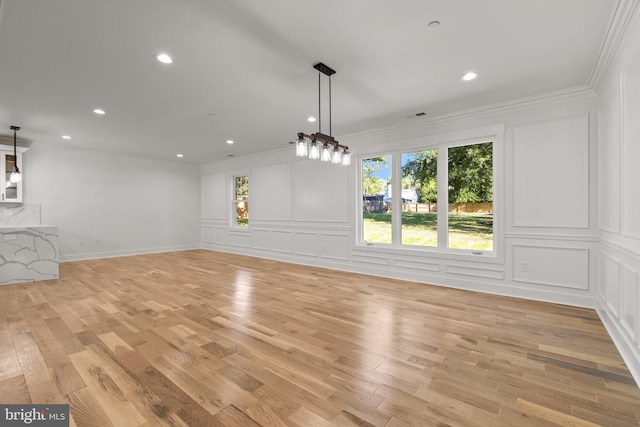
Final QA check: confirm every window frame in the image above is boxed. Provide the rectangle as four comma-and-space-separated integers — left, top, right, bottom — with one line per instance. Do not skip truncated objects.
357, 125, 504, 261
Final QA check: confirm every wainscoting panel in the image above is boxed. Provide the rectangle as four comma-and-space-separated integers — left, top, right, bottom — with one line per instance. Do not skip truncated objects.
393, 257, 440, 273
271, 230, 293, 253
214, 228, 228, 245
202, 227, 214, 244
352, 253, 392, 266
606, 256, 620, 317
319, 233, 350, 261
445, 264, 504, 280
227, 232, 251, 248
620, 263, 639, 342
251, 229, 270, 250
293, 232, 319, 257
512, 244, 589, 289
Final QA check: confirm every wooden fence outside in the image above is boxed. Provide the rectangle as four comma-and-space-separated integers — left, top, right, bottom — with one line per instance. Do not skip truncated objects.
401, 202, 493, 214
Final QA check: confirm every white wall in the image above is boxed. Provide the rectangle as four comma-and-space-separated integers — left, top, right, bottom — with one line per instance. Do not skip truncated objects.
23, 147, 201, 261
596, 8, 640, 385
201, 88, 599, 309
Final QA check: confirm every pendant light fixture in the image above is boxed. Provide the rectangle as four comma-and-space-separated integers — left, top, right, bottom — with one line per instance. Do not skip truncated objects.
9, 126, 21, 183
294, 63, 350, 166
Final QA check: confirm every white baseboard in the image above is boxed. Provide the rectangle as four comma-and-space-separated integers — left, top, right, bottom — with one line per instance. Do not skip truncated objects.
597, 301, 640, 388
59, 244, 201, 262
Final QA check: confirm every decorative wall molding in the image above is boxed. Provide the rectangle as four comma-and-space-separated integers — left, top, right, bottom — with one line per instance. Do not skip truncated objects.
511, 114, 590, 229
445, 264, 505, 280
352, 253, 392, 266
293, 232, 319, 257
393, 259, 440, 273
504, 232, 598, 242
512, 244, 589, 290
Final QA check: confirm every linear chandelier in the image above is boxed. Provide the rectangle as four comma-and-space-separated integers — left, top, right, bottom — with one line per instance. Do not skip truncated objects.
294, 63, 350, 166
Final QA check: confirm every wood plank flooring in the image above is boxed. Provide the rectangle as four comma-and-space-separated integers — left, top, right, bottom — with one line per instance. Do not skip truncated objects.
1, 249, 639, 426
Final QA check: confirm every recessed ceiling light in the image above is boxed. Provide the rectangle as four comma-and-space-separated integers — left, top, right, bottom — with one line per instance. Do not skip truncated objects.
307, 116, 317, 123
93, 108, 106, 115
62, 135, 72, 139
461, 72, 478, 81
176, 153, 184, 158
155, 53, 173, 64
226, 140, 234, 144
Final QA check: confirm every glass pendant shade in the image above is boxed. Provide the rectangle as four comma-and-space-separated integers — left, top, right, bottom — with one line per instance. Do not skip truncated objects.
295, 137, 308, 157
10, 170, 21, 183
331, 146, 342, 164
308, 140, 320, 160
320, 144, 332, 162
341, 150, 351, 166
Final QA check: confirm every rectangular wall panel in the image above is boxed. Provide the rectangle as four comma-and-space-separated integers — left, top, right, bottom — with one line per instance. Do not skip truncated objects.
446, 264, 504, 280
202, 173, 227, 219
252, 229, 270, 250
394, 258, 440, 273
606, 256, 620, 316
271, 231, 292, 253
293, 160, 349, 222
512, 245, 588, 289
251, 163, 292, 221
620, 263, 638, 341
293, 232, 318, 256
214, 228, 228, 245
228, 232, 251, 248
622, 49, 640, 239
352, 253, 391, 266
512, 115, 589, 228
597, 78, 621, 233
202, 226, 214, 243
320, 233, 349, 261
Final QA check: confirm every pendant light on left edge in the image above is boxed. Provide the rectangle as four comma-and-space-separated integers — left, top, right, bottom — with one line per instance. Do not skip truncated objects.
9, 126, 21, 183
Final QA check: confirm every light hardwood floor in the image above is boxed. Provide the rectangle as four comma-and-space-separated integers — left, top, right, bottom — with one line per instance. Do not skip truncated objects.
1, 249, 639, 426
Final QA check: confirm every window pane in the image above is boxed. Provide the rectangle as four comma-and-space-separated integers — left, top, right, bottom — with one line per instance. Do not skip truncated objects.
362, 155, 392, 244
401, 150, 437, 247
235, 176, 249, 226
447, 142, 493, 251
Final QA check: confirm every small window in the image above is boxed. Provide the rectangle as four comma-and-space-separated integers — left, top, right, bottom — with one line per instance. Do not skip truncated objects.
234, 175, 249, 227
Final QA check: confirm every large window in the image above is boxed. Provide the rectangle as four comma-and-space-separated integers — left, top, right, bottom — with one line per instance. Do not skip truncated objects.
360, 140, 494, 254
233, 175, 249, 227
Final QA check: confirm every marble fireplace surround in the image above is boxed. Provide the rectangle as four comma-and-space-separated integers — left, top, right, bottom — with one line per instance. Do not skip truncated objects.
0, 205, 59, 285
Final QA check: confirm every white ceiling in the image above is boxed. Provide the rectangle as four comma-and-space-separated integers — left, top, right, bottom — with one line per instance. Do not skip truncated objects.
0, 0, 617, 164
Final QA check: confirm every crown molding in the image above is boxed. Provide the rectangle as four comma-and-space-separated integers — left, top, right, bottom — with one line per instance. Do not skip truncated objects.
340, 85, 596, 146
590, 0, 640, 93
